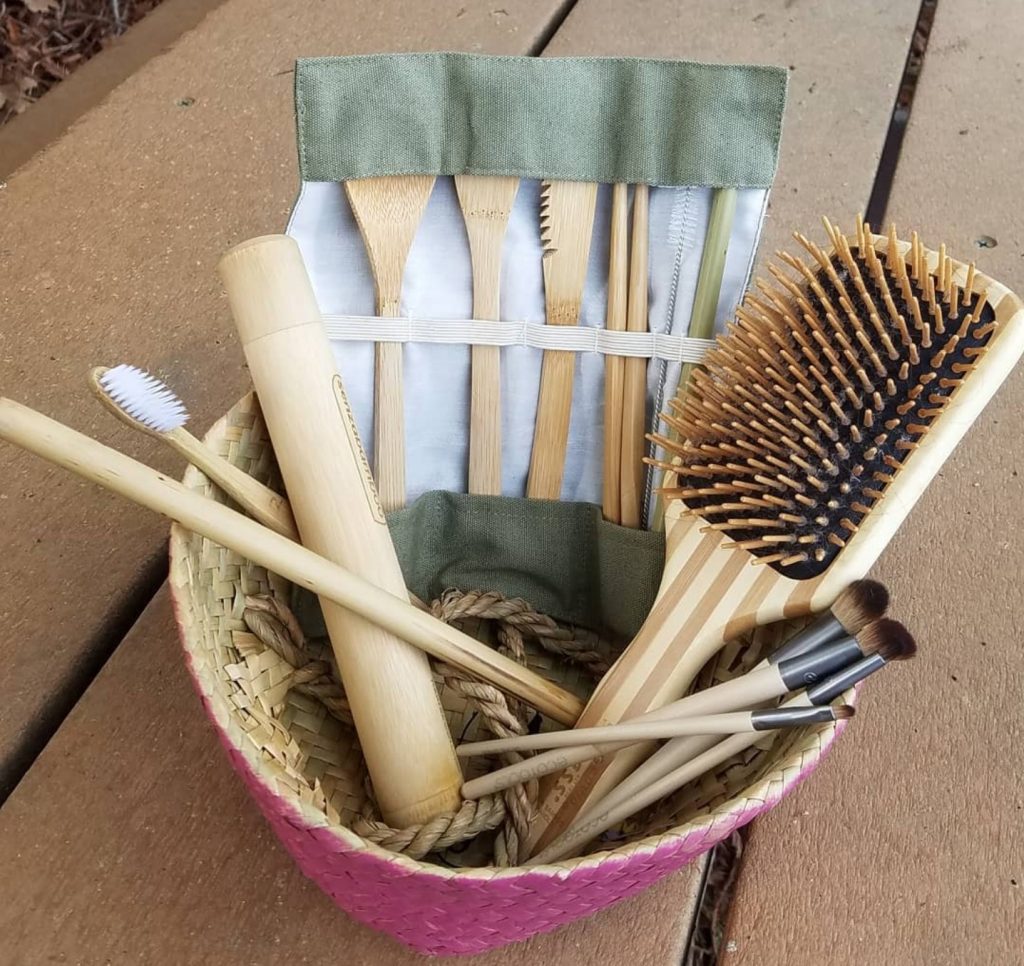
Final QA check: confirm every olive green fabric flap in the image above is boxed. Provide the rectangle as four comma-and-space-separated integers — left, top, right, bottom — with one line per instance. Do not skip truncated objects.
295, 53, 786, 188
294, 491, 665, 641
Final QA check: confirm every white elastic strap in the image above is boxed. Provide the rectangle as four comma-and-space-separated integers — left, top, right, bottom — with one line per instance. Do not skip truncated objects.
322, 314, 715, 364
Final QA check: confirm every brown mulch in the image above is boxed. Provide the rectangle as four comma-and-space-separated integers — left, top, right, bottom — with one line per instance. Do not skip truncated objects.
1, 0, 163, 125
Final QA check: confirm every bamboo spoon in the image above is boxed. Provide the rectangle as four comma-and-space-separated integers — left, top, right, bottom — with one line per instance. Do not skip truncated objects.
0, 397, 585, 727
602, 183, 629, 523
526, 179, 598, 499
344, 175, 436, 512
454, 175, 520, 495
619, 184, 649, 528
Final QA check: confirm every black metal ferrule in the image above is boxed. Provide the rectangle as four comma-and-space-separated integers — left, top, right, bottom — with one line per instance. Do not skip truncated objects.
806, 653, 888, 705
770, 614, 845, 664
751, 705, 839, 730
777, 636, 861, 690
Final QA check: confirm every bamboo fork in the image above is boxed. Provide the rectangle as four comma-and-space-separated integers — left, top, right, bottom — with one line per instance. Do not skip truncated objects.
526, 179, 598, 499
344, 175, 436, 512
454, 175, 520, 495
602, 183, 629, 523
619, 184, 649, 528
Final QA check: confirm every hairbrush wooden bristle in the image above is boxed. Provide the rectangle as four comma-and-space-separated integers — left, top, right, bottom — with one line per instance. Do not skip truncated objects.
525, 218, 1024, 856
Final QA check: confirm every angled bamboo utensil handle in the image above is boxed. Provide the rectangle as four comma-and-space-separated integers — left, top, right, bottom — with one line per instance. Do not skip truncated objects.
0, 396, 585, 729
602, 183, 629, 523
344, 175, 435, 511
218, 233, 460, 827
527, 179, 598, 499
619, 184, 649, 528
455, 175, 520, 495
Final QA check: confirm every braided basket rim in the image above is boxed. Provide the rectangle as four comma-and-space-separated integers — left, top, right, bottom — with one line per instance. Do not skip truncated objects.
167, 394, 846, 880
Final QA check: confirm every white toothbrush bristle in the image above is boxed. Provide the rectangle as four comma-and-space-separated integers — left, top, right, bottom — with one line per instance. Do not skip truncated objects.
99, 364, 188, 433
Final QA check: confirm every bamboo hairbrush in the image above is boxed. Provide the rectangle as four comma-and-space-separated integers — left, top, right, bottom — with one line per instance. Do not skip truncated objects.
526, 218, 1024, 854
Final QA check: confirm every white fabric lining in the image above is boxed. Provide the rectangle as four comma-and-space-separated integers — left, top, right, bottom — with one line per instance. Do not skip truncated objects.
322, 315, 716, 363
287, 177, 770, 521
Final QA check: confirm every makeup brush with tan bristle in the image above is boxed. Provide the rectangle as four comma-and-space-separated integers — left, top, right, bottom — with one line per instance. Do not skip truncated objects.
461, 618, 903, 800
524, 217, 1024, 855
529, 635, 919, 865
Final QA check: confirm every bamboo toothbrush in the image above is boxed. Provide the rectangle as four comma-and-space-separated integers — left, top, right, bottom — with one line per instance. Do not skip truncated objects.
531, 636, 916, 865
89, 364, 298, 540
0, 397, 584, 726
619, 183, 649, 528
461, 617, 892, 800
458, 704, 850, 757
344, 175, 436, 512
454, 175, 520, 495
524, 218, 1024, 855
526, 179, 598, 499
602, 183, 629, 523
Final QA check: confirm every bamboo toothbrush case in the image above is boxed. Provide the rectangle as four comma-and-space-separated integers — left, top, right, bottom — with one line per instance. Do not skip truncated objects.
167, 53, 866, 956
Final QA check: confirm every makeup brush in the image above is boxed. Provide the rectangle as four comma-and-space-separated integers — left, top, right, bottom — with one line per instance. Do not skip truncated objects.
531, 634, 916, 865
457, 704, 850, 757
455, 175, 520, 496
461, 621, 898, 800
527, 179, 598, 499
0, 396, 584, 726
576, 620, 915, 825
344, 175, 436, 512
89, 364, 298, 540
774, 578, 890, 659
525, 218, 1024, 855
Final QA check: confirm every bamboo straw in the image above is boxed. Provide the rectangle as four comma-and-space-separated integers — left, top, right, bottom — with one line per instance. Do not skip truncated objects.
618, 184, 649, 528
602, 183, 629, 523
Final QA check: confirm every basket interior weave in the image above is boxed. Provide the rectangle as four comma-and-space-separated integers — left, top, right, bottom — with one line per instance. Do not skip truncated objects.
170, 393, 840, 868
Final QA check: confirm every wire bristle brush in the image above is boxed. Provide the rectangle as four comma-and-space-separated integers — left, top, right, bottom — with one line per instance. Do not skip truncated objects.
525, 217, 1024, 855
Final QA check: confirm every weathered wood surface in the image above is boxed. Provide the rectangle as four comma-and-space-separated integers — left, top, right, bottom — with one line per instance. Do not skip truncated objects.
0, 0, 567, 797
724, 2, 1024, 963
0, 590, 703, 965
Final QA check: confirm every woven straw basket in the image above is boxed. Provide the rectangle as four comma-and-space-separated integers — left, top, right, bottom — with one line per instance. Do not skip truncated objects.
169, 393, 849, 957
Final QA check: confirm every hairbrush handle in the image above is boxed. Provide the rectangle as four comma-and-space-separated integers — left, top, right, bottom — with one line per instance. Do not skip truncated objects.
217, 234, 461, 828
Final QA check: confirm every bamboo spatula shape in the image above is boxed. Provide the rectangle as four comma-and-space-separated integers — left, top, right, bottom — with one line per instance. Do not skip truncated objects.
601, 183, 629, 523
527, 179, 598, 499
344, 175, 435, 512
455, 175, 520, 495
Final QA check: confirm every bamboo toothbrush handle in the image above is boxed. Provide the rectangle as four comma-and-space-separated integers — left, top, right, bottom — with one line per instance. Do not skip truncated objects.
619, 184, 649, 528
0, 397, 585, 728
164, 427, 298, 540
217, 234, 463, 828
602, 183, 629, 523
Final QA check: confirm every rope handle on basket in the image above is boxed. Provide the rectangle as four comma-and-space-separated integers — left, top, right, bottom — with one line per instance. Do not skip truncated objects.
241, 590, 610, 864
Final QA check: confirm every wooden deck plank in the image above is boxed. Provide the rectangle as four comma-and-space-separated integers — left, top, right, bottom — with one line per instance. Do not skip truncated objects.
0, 588, 703, 965
724, 3, 1024, 963
545, 0, 922, 258
0, 0, 567, 797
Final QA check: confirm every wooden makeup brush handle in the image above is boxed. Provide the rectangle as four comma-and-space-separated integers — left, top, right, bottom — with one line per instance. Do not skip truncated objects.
0, 398, 584, 729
